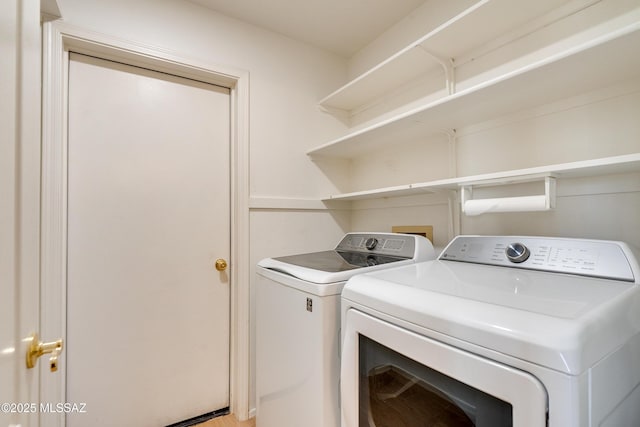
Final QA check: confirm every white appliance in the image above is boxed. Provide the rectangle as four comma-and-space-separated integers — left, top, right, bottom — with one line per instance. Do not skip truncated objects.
256, 232, 436, 427
341, 235, 640, 427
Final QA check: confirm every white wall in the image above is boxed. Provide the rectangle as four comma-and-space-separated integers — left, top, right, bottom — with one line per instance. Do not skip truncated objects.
55, 0, 352, 416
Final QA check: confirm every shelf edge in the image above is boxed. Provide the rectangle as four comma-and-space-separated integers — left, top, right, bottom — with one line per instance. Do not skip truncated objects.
323, 153, 640, 201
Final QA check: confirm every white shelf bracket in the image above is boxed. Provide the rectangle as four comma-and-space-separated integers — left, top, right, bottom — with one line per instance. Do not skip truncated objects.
417, 46, 455, 95
461, 176, 556, 216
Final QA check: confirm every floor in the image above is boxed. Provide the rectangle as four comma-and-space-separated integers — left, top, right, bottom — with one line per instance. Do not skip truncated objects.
196, 414, 255, 427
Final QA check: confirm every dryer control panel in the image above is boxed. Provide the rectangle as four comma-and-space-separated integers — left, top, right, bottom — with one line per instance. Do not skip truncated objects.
440, 236, 637, 282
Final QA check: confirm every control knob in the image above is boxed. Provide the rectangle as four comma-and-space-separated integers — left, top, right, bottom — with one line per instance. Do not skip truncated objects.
505, 243, 530, 263
365, 237, 378, 250
366, 255, 379, 266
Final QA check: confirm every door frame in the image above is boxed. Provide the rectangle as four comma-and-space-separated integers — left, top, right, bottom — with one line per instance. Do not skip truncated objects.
40, 21, 251, 424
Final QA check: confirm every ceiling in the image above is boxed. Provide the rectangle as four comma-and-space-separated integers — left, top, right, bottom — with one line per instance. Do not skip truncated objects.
189, 0, 426, 57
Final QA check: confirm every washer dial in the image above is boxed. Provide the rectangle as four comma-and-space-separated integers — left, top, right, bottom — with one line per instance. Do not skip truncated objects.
365, 237, 378, 250
505, 243, 530, 263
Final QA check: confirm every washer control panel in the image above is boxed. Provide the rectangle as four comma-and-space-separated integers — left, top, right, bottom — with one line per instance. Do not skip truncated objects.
440, 236, 636, 282
336, 233, 416, 258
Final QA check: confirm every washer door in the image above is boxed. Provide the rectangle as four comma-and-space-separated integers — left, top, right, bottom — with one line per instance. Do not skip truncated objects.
341, 309, 548, 426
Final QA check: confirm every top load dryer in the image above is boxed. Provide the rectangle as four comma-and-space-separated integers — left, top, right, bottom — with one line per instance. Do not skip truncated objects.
256, 232, 436, 427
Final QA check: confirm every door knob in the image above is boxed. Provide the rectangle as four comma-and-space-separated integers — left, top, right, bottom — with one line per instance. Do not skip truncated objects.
215, 258, 228, 272
26, 333, 64, 372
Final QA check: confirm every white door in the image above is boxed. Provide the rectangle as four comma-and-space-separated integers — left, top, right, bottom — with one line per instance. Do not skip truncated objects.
65, 53, 231, 426
1, 1, 43, 426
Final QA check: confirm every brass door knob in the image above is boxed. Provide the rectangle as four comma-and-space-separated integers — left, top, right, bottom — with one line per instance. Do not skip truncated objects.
215, 258, 228, 272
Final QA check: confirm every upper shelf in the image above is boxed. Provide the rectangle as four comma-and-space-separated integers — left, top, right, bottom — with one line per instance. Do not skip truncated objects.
318, 0, 569, 112
309, 22, 640, 159
323, 153, 640, 201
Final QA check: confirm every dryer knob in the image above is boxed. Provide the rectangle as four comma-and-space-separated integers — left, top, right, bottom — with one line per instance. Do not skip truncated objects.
505, 243, 530, 263
365, 237, 378, 250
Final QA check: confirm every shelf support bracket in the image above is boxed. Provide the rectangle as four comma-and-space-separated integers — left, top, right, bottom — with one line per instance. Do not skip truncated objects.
417, 46, 455, 95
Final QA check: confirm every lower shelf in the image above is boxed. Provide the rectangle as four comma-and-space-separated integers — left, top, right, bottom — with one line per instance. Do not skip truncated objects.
323, 153, 640, 202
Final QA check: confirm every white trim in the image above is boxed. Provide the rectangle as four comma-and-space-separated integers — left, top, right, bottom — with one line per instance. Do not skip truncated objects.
40, 21, 251, 423
40, 22, 68, 427
249, 196, 351, 210
229, 58, 251, 421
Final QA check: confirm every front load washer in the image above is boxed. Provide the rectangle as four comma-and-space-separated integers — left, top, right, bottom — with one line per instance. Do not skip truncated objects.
256, 232, 436, 427
341, 235, 640, 427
